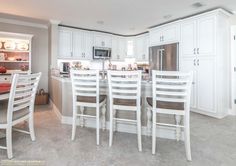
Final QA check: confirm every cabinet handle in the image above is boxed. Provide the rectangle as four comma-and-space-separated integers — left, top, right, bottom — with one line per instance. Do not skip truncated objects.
143, 54, 145, 59
70, 52, 73, 57
194, 48, 196, 54
197, 59, 199, 66
160, 36, 161, 42
197, 48, 199, 54
194, 59, 196, 66
162, 36, 164, 41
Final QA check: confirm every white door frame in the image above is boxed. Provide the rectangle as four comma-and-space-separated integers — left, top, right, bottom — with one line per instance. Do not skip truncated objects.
230, 25, 236, 115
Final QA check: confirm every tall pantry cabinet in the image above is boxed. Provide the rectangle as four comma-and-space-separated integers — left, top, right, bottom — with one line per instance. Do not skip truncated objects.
179, 9, 230, 118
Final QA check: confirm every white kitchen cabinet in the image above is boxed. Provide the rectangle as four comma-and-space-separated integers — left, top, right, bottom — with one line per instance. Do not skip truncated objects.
179, 9, 230, 118
73, 30, 93, 60
149, 23, 180, 46
111, 36, 127, 61
58, 29, 73, 58
180, 57, 215, 112
180, 58, 197, 109
94, 32, 112, 48
59, 28, 93, 60
0, 75, 11, 83
181, 15, 216, 58
134, 34, 149, 62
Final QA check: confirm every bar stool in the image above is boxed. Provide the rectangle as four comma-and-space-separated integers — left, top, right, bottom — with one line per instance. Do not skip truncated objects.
107, 70, 142, 151
70, 69, 106, 145
146, 71, 193, 161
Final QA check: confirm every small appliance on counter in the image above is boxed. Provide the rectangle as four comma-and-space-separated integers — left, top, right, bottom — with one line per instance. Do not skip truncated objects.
59, 62, 70, 77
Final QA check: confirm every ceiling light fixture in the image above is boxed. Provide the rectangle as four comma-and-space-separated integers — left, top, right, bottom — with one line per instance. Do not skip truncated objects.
163, 15, 172, 19
192, 2, 205, 8
97, 21, 104, 25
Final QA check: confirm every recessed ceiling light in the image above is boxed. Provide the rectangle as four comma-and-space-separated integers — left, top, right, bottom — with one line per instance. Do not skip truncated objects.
192, 2, 205, 8
97, 21, 104, 25
163, 15, 172, 19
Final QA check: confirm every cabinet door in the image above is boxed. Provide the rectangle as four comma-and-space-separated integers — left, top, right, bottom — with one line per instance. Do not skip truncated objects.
180, 57, 197, 109
58, 29, 73, 58
111, 36, 119, 61
180, 20, 197, 58
149, 28, 162, 46
162, 24, 179, 43
94, 33, 112, 47
73, 30, 83, 58
197, 57, 215, 113
83, 32, 93, 60
197, 16, 216, 56
135, 35, 148, 62
118, 37, 126, 60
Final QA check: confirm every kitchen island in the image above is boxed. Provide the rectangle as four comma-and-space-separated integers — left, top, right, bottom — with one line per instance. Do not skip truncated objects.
50, 75, 182, 140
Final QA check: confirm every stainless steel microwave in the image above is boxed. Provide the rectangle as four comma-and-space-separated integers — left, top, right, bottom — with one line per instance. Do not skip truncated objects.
93, 47, 111, 59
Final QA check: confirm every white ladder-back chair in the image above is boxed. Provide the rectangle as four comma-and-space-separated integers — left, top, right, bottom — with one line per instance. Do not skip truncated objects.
108, 70, 142, 151
147, 71, 193, 161
0, 72, 41, 159
70, 69, 106, 145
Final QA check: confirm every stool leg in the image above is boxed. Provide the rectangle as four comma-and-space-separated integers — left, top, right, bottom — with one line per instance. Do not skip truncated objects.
101, 103, 106, 131
137, 109, 142, 152
109, 108, 113, 147
147, 107, 152, 136
96, 106, 100, 145
152, 111, 156, 154
80, 106, 84, 127
175, 115, 181, 141
184, 114, 192, 161
71, 105, 77, 141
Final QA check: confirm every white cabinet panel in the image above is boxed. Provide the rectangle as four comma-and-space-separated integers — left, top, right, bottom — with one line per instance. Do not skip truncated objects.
135, 34, 149, 62
58, 29, 73, 58
111, 36, 126, 61
181, 21, 196, 58
180, 58, 197, 109
94, 33, 112, 48
197, 16, 216, 56
197, 57, 215, 113
149, 23, 180, 46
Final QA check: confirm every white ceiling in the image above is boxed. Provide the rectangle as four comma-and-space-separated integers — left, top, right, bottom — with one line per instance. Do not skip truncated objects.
0, 0, 236, 35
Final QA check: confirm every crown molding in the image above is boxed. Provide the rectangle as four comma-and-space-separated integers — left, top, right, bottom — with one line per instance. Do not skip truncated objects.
0, 17, 48, 29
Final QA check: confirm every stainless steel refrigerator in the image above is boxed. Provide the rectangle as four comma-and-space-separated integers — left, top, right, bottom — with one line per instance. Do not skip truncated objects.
149, 43, 179, 73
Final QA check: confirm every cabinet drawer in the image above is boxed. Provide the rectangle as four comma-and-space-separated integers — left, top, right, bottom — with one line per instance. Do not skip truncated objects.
0, 75, 11, 83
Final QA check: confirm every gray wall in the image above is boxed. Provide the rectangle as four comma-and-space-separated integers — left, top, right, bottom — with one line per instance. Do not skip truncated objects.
0, 22, 49, 91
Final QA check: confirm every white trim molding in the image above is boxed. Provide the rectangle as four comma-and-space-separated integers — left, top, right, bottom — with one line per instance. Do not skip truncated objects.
0, 18, 48, 29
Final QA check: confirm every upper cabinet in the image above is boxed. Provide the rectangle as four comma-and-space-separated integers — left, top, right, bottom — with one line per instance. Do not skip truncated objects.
58, 29, 73, 58
181, 15, 216, 58
94, 32, 112, 48
58, 27, 93, 60
149, 23, 180, 46
134, 34, 149, 62
111, 36, 127, 61
73, 30, 93, 60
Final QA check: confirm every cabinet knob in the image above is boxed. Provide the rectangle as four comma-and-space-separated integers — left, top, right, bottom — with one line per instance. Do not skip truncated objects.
197, 48, 199, 54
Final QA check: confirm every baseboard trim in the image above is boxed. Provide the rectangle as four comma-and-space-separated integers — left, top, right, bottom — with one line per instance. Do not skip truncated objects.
50, 99, 62, 121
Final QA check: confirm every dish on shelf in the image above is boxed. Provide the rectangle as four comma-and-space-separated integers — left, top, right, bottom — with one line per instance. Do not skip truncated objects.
16, 42, 29, 51
4, 40, 16, 50
0, 53, 5, 61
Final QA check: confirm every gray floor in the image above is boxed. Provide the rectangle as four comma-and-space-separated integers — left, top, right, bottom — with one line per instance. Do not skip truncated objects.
0, 105, 236, 166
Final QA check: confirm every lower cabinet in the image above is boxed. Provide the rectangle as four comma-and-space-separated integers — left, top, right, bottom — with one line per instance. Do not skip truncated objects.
0, 75, 11, 83
180, 56, 216, 114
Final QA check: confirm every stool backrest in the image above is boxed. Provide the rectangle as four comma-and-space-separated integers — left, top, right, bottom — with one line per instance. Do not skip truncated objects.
70, 69, 99, 104
7, 72, 41, 123
152, 71, 193, 111
108, 70, 142, 106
